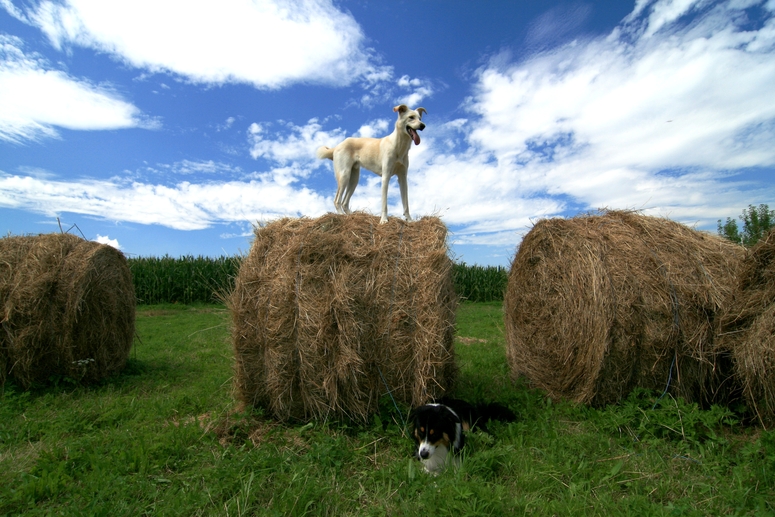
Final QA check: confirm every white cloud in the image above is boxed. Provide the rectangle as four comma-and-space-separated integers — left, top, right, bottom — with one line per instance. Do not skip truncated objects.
217, 116, 236, 132
455, 0, 775, 235
354, 119, 389, 138
5, 0, 389, 89
396, 75, 433, 107
0, 34, 154, 143
248, 119, 346, 168
0, 171, 330, 230
5, 0, 771, 255
0, 0, 25, 19
629, 0, 710, 37
94, 234, 120, 249
525, 2, 592, 47
165, 160, 241, 176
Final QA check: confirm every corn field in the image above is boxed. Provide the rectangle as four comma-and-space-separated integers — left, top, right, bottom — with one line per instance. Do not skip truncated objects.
128, 256, 507, 305
128, 255, 240, 305
452, 262, 508, 302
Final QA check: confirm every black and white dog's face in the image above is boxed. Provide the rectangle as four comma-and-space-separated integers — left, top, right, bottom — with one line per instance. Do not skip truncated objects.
409, 398, 516, 475
409, 403, 465, 474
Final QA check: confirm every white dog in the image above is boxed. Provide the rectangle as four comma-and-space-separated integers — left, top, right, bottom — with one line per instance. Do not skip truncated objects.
316, 104, 426, 224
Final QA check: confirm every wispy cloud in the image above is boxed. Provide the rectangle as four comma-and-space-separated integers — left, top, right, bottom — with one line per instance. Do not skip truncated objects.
4, 0, 390, 89
525, 1, 593, 49
0, 171, 330, 230
0, 34, 154, 143
396, 75, 434, 107
354, 118, 390, 139
156, 160, 243, 177
454, 0, 775, 235
237, 0, 775, 242
248, 119, 346, 169
2, 0, 773, 254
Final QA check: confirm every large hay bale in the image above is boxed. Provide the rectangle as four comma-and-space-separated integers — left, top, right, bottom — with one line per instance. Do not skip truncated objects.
718, 229, 775, 427
504, 210, 743, 407
230, 213, 457, 422
0, 233, 136, 387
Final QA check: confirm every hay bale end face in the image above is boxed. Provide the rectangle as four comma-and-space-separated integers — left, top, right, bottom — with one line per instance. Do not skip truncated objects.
230, 213, 457, 422
504, 211, 743, 407
0, 233, 136, 388
718, 229, 775, 427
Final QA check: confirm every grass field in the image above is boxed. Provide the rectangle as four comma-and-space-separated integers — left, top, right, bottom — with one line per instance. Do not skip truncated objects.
1, 302, 773, 516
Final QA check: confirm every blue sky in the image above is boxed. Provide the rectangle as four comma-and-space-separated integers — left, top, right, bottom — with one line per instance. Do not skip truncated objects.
1, 0, 774, 267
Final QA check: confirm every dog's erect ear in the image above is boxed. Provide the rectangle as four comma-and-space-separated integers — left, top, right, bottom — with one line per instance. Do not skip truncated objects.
416, 107, 427, 119
393, 104, 408, 114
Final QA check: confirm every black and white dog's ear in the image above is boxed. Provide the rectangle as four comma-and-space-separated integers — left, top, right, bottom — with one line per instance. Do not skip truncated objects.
446, 408, 462, 427
407, 407, 421, 430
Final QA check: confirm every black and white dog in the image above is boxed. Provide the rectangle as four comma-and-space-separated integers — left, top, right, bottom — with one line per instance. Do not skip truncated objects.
409, 398, 515, 474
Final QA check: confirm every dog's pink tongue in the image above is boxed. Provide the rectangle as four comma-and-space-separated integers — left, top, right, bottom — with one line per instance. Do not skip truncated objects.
409, 128, 421, 145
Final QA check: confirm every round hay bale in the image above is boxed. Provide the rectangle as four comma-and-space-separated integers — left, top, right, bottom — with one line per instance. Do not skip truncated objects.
718, 229, 775, 427
0, 233, 136, 388
230, 213, 457, 422
504, 210, 743, 407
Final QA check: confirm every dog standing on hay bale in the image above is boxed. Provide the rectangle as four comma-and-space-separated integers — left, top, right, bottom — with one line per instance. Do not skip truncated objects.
504, 210, 743, 408
316, 104, 426, 224
0, 233, 136, 388
230, 213, 457, 423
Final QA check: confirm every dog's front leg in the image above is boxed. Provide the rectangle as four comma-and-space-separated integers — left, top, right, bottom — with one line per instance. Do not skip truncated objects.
379, 170, 391, 224
396, 167, 411, 222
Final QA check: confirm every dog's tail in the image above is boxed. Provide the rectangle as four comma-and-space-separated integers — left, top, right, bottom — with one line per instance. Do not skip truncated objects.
316, 146, 334, 161
438, 398, 516, 432
475, 403, 517, 424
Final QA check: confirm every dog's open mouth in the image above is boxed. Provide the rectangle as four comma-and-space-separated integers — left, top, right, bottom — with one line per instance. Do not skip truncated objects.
407, 126, 422, 145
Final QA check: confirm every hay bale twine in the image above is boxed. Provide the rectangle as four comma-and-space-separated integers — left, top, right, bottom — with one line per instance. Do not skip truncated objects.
0, 233, 136, 387
718, 229, 775, 427
504, 210, 743, 407
230, 213, 457, 422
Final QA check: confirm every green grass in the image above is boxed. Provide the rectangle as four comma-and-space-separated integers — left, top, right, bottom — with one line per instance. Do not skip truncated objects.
1, 302, 774, 516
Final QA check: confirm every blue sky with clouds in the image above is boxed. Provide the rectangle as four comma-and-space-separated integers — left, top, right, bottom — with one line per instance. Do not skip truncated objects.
1, 0, 774, 266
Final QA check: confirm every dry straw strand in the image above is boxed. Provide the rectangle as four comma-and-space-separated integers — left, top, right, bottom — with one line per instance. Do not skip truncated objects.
718, 228, 775, 427
230, 213, 457, 423
504, 210, 743, 407
0, 233, 136, 387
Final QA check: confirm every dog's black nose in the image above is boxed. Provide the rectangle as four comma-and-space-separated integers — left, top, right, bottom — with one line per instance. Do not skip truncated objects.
419, 123, 426, 131
420, 450, 430, 459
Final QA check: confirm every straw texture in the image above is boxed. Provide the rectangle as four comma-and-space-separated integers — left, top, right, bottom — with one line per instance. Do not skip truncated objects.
230, 213, 457, 422
718, 229, 775, 427
504, 211, 743, 407
0, 233, 136, 387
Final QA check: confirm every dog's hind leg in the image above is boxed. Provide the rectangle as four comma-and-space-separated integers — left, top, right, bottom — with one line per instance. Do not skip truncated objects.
333, 154, 355, 214
341, 165, 360, 214
333, 172, 347, 214
334, 181, 347, 214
